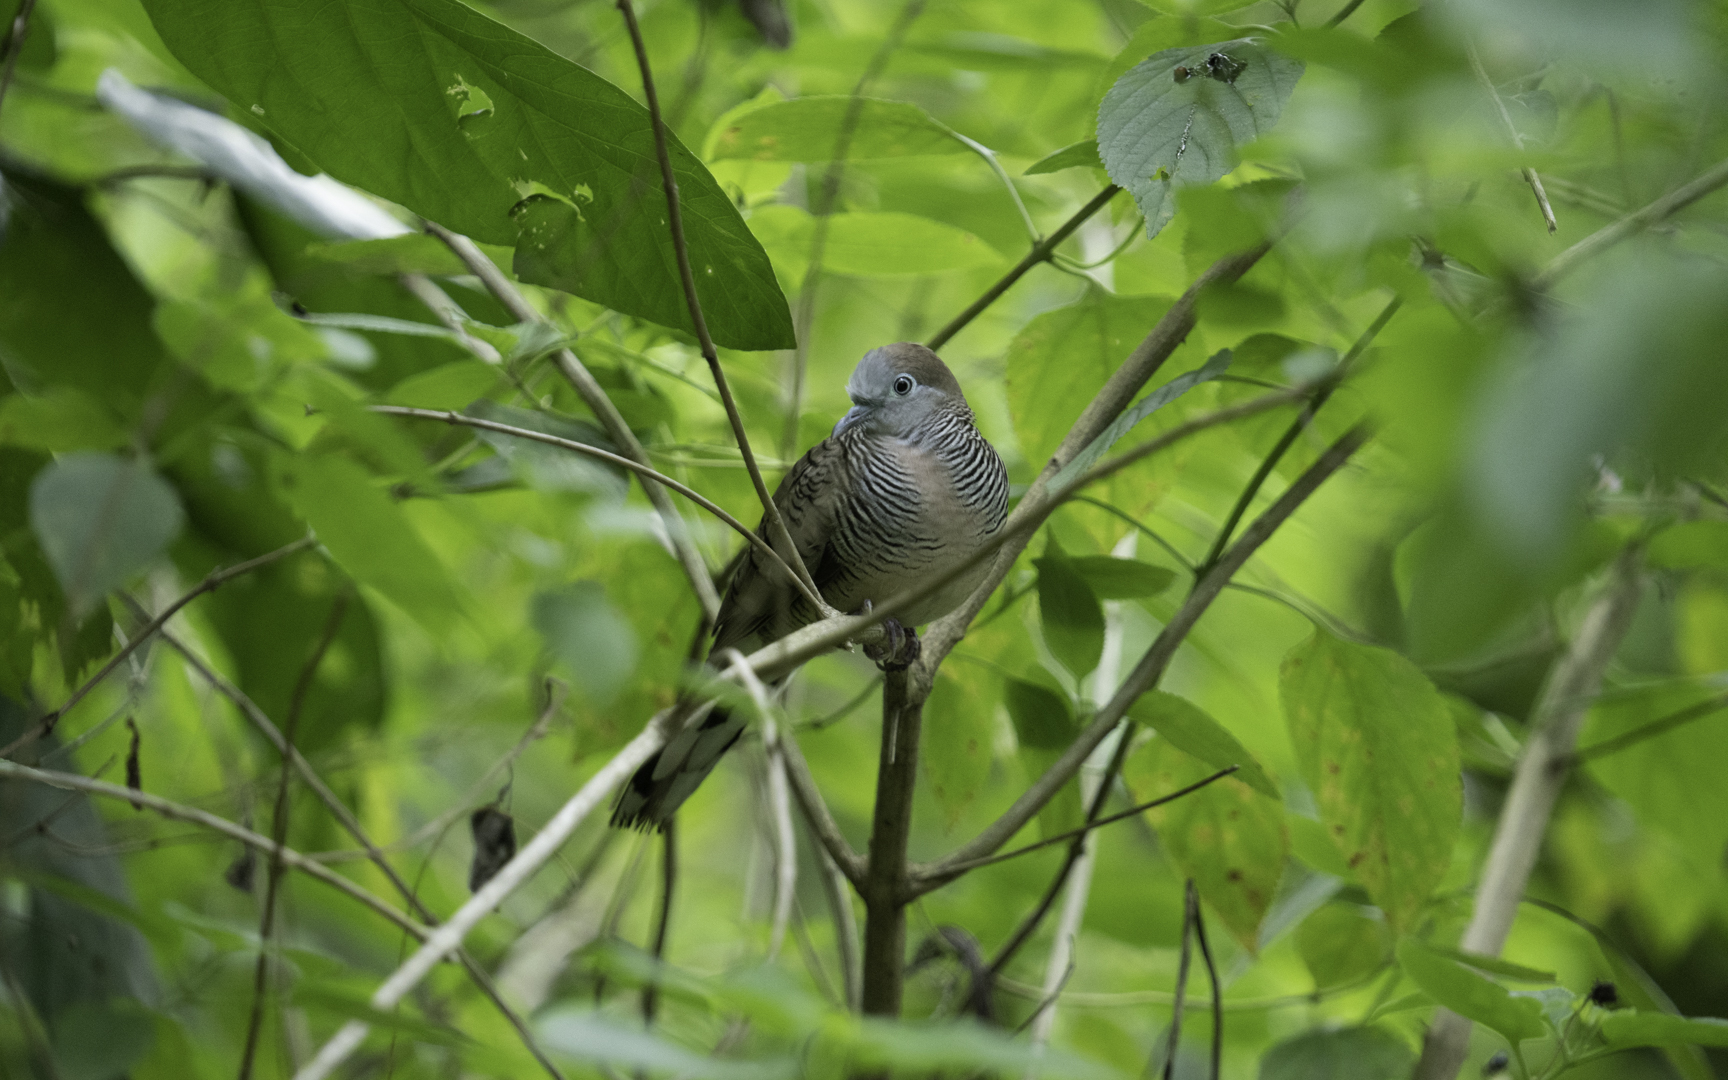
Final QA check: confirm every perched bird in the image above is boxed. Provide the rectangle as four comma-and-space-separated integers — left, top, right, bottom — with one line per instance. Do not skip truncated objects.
611, 343, 1009, 829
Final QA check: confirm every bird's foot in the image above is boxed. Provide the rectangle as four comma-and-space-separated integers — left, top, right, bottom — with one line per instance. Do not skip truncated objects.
864, 617, 920, 672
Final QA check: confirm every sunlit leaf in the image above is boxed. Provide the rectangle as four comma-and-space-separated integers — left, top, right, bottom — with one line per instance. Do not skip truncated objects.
706, 97, 963, 162
1127, 690, 1278, 799
1098, 39, 1304, 237
747, 206, 1002, 278
1280, 630, 1460, 932
1396, 939, 1548, 1043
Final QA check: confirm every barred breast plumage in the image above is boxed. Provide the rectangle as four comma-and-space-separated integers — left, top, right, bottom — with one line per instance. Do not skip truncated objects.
612, 343, 1007, 830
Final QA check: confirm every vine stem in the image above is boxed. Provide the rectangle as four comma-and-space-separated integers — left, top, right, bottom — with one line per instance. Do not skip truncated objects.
1413, 547, 1645, 1080
615, 0, 827, 613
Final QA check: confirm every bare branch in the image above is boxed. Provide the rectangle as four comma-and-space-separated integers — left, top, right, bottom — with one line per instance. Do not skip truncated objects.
373, 405, 825, 612
1414, 547, 1644, 1080
926, 185, 1122, 351
778, 721, 867, 885
423, 221, 723, 621
1, 536, 315, 760
1571, 689, 1728, 765
615, 0, 827, 614
0, 760, 430, 941
1535, 155, 1728, 288
1467, 44, 1557, 234
291, 711, 676, 1080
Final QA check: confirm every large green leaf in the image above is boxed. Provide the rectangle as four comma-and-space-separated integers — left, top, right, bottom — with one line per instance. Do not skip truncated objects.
706, 97, 965, 162
1395, 939, 1547, 1044
1127, 691, 1279, 799
1279, 631, 1460, 932
1097, 39, 1304, 237
1126, 735, 1286, 950
140, 0, 793, 350
1257, 1026, 1412, 1080
746, 206, 1003, 278
1033, 541, 1105, 681
273, 453, 461, 629
29, 454, 185, 617
1067, 556, 1176, 601
1295, 905, 1392, 988
1004, 289, 1174, 470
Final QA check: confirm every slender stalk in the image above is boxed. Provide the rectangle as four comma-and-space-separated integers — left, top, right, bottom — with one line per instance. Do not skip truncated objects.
373, 405, 824, 611
239, 592, 350, 1080
641, 817, 677, 1027
784, 0, 927, 457
1, 536, 315, 760
1161, 882, 1199, 1080
859, 668, 924, 1017
423, 221, 723, 621
1195, 894, 1222, 1080
926, 185, 1122, 351
1197, 295, 1401, 574
1535, 155, 1728, 288
817, 839, 863, 1010
1467, 43, 1556, 233
291, 712, 676, 1080
724, 649, 800, 960
1571, 690, 1728, 764
0, 0, 39, 120
615, 0, 825, 611
0, 760, 430, 941
779, 724, 867, 883
1413, 547, 1645, 1080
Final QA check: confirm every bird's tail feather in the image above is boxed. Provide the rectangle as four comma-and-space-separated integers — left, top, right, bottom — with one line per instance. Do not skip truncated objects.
609, 702, 747, 831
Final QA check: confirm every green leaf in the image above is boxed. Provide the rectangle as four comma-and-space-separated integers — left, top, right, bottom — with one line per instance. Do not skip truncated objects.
1051, 348, 1233, 491
0, 389, 128, 452
29, 453, 186, 617
1288, 813, 1353, 879
1025, 140, 1102, 176
1126, 735, 1286, 951
1296, 905, 1392, 988
274, 453, 461, 629
1258, 1026, 1413, 1080
1004, 679, 1081, 838
1279, 630, 1461, 932
1005, 289, 1174, 470
1097, 39, 1304, 238
532, 582, 638, 706
706, 97, 964, 162
1423, 945, 1557, 984
1034, 542, 1105, 680
922, 662, 998, 830
1067, 555, 1175, 600
141, 0, 793, 350
1127, 690, 1279, 800
1395, 939, 1548, 1043
1601, 1012, 1728, 1049
539, 1008, 793, 1080
50, 999, 158, 1080
747, 206, 1003, 278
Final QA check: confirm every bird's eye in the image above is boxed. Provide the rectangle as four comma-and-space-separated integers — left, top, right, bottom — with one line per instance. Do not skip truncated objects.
893, 375, 915, 396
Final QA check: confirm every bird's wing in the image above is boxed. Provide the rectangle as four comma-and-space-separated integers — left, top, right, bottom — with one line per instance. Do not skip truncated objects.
711, 436, 849, 654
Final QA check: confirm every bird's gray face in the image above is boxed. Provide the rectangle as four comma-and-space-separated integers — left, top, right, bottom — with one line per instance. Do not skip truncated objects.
832, 350, 948, 439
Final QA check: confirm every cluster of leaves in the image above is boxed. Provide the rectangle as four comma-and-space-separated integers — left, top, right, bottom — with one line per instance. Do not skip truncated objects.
2, 0, 1728, 1078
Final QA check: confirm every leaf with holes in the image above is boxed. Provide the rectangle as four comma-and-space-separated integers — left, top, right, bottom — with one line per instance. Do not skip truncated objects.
1280, 630, 1460, 932
1097, 38, 1303, 237
140, 0, 793, 350
29, 454, 185, 617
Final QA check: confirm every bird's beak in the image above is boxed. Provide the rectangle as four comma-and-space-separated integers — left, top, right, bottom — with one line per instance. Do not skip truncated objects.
833, 402, 873, 437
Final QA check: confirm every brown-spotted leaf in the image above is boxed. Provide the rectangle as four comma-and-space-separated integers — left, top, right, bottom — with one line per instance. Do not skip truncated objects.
1279, 630, 1460, 933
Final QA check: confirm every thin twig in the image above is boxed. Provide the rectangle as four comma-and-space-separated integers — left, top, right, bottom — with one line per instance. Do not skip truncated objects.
1325, 0, 1367, 26
1197, 295, 1401, 574
291, 712, 677, 1080
926, 185, 1121, 351
240, 591, 350, 1080
1534, 155, 1728, 288
1194, 892, 1222, 1080
785, 0, 928, 458
1467, 43, 1556, 233
1570, 690, 1728, 764
723, 649, 800, 961
373, 405, 824, 611
1, 536, 315, 760
0, 0, 39, 120
422, 221, 723, 621
615, 0, 826, 612
1161, 881, 1199, 1080
0, 760, 431, 940
780, 718, 867, 884
641, 817, 677, 1027
816, 836, 863, 1010
1413, 547, 1644, 1080
397, 273, 502, 364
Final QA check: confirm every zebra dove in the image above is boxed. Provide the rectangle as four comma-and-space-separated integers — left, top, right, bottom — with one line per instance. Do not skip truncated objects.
611, 343, 1009, 829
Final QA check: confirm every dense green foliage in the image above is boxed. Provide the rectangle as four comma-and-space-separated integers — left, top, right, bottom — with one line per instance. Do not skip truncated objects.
2, 0, 1727, 1078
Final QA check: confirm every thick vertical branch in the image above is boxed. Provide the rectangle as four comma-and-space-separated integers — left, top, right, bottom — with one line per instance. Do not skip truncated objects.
860, 668, 925, 1016
1413, 547, 1644, 1080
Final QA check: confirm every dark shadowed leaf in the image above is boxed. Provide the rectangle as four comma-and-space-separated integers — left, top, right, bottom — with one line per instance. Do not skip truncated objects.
1098, 39, 1303, 237
29, 454, 185, 617
1034, 543, 1105, 680
1280, 631, 1460, 932
141, 0, 793, 349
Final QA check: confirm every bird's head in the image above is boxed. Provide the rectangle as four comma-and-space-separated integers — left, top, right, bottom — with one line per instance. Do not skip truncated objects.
832, 342, 968, 439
